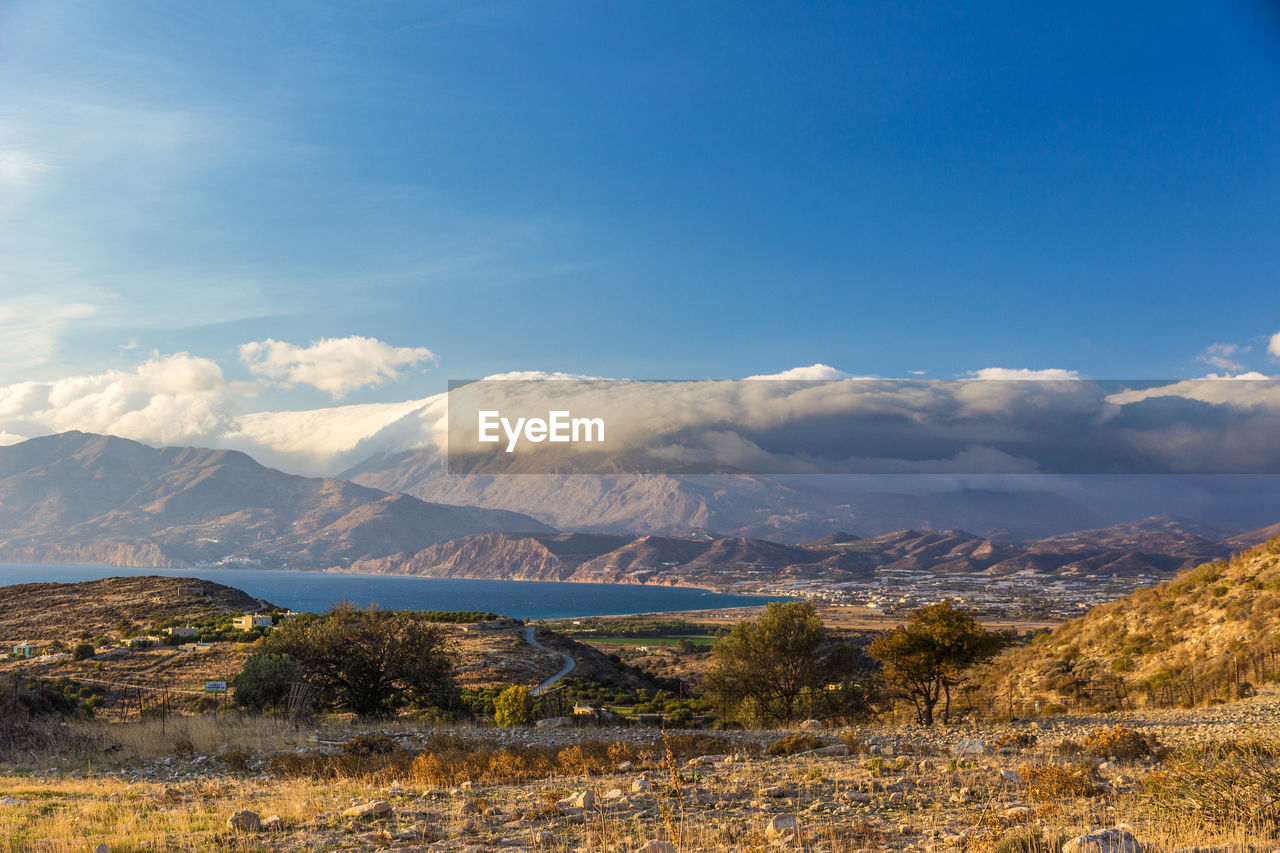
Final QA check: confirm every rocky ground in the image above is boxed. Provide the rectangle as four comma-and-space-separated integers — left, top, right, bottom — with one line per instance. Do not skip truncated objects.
6, 689, 1280, 852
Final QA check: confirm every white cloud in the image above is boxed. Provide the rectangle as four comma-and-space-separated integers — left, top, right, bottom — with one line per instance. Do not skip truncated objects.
968, 367, 1080, 380
745, 364, 854, 381
1197, 371, 1273, 380
1269, 330, 1280, 359
229, 395, 442, 475
239, 336, 436, 398
0, 353, 241, 447
4, 357, 1279, 480
1197, 342, 1249, 373
481, 370, 607, 381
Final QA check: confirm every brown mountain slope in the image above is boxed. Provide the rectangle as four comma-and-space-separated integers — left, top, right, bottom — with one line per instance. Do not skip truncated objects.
348, 531, 828, 587
346, 517, 1245, 590
0, 432, 551, 571
0, 575, 270, 645
1226, 520, 1280, 549
987, 537, 1280, 714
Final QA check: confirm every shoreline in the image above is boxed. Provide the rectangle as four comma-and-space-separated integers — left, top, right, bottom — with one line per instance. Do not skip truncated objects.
0, 561, 788, 621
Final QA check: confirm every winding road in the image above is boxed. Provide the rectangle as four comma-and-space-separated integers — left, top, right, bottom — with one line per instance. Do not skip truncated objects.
525, 624, 576, 695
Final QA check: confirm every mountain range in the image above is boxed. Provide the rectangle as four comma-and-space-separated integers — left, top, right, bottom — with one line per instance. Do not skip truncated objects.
0, 432, 550, 570
1, 432, 1276, 591
345, 515, 1280, 590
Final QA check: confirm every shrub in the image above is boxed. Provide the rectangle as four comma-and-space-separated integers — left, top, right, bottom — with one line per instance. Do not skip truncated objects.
997, 732, 1038, 749
765, 733, 823, 756
223, 748, 251, 773
494, 685, 535, 728
71, 643, 95, 661
1021, 763, 1100, 800
1055, 739, 1082, 756
1080, 725, 1156, 760
232, 652, 305, 712
665, 707, 693, 728
341, 734, 398, 757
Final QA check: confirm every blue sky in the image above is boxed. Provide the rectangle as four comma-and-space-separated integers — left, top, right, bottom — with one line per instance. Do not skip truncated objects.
1, 0, 1278, 420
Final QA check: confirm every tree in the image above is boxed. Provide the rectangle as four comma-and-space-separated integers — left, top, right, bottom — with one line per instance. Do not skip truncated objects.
704, 601, 846, 726
232, 652, 305, 712
71, 643, 95, 661
868, 601, 1007, 726
494, 685, 535, 727
250, 605, 455, 716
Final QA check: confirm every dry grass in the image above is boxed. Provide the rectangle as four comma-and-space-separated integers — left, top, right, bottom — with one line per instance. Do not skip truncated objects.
264, 732, 753, 788
0, 774, 368, 852
4, 717, 1280, 852
1145, 740, 1280, 838
71, 714, 314, 762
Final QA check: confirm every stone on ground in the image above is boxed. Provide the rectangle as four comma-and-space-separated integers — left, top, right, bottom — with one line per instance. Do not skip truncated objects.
766, 813, 799, 839
1063, 828, 1143, 853
635, 841, 678, 853
342, 800, 392, 819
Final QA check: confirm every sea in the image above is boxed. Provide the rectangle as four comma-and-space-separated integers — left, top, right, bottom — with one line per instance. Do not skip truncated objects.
0, 563, 785, 620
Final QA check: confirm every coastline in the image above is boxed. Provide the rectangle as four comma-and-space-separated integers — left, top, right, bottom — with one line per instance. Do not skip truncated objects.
0, 561, 786, 621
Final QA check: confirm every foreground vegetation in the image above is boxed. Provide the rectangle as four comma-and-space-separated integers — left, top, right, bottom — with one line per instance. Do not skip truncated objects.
8, 543, 1280, 849
7, 699, 1280, 851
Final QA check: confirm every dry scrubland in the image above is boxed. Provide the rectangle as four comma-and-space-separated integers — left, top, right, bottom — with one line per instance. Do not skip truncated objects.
9, 544, 1280, 851
6, 689, 1280, 852
990, 540, 1280, 715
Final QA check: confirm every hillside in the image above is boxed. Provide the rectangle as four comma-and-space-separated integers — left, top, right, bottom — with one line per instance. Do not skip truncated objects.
0, 432, 551, 571
989, 536, 1280, 714
344, 515, 1244, 590
0, 575, 269, 645
0, 576, 648, 695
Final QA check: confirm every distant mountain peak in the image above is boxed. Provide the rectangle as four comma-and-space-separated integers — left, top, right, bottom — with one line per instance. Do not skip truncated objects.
0, 432, 552, 572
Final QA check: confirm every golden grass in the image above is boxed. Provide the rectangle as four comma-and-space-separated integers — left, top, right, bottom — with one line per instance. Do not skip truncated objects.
72, 714, 314, 762
0, 775, 354, 852
3, 718, 1280, 852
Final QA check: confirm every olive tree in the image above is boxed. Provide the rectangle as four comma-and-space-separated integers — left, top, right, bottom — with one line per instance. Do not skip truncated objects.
247, 605, 455, 716
704, 601, 865, 726
868, 601, 1007, 725
232, 652, 305, 712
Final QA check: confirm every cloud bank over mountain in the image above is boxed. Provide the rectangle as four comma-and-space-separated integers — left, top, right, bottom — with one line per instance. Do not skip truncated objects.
1, 341, 1279, 483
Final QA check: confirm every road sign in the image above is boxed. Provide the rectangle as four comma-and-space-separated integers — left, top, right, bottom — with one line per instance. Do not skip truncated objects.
204, 680, 227, 692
